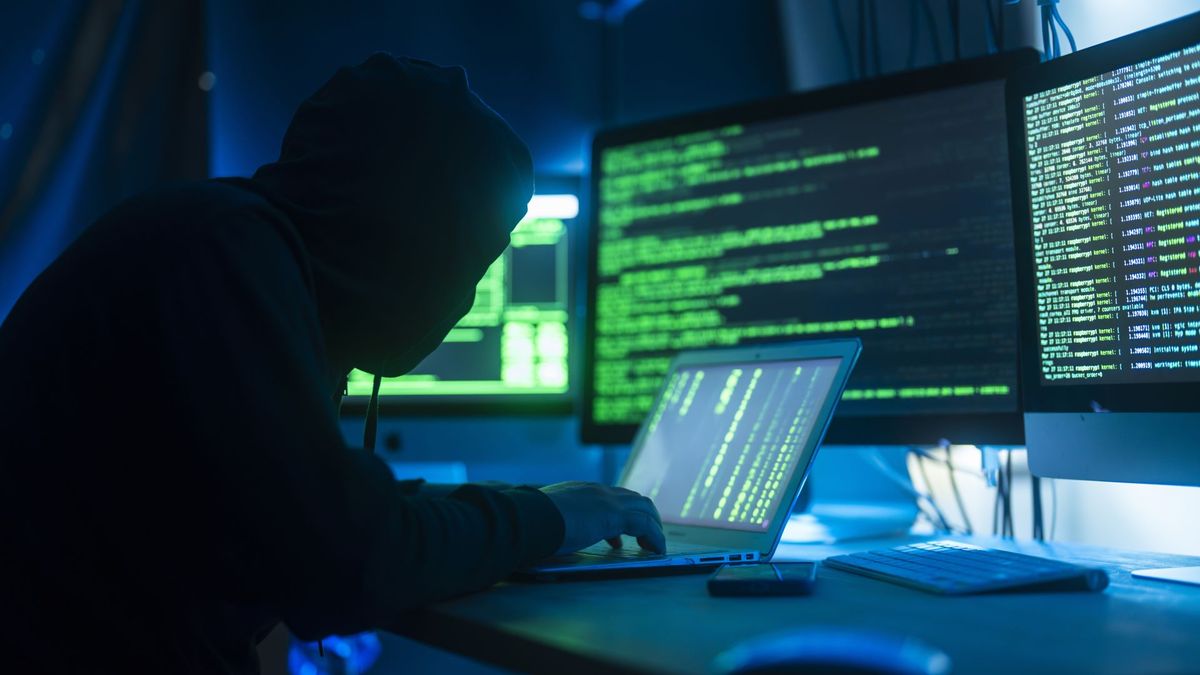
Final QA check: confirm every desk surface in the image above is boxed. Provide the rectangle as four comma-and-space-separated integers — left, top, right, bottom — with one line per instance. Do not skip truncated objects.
393, 537, 1200, 674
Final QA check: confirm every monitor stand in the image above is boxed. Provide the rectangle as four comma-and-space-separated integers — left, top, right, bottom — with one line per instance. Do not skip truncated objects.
1132, 567, 1200, 587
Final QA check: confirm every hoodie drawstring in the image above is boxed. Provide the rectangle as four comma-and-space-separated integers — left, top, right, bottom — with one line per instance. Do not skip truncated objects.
318, 373, 381, 659
364, 374, 382, 453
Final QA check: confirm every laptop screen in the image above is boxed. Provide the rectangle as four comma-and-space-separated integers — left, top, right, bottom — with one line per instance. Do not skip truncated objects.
621, 357, 843, 532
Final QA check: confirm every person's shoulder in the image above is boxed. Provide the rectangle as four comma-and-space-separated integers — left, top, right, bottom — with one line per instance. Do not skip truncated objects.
103, 180, 290, 242
89, 180, 309, 279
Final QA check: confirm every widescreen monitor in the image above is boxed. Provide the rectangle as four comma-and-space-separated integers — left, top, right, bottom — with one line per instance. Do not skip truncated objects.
1009, 12, 1200, 487
584, 51, 1039, 445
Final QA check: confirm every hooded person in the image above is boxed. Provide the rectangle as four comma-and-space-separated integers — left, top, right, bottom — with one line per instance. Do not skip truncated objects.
0, 54, 663, 674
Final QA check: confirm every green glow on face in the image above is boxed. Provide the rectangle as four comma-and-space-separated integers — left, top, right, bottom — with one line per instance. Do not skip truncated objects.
351, 209, 570, 398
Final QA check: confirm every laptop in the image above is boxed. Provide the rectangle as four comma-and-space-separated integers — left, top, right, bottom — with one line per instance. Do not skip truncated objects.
525, 338, 861, 577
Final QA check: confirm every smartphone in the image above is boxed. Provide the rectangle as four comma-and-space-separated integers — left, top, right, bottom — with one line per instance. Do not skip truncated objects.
707, 562, 818, 597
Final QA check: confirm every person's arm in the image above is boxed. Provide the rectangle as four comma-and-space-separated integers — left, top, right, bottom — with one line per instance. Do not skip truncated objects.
156, 219, 564, 638
159, 216, 662, 639
395, 481, 513, 498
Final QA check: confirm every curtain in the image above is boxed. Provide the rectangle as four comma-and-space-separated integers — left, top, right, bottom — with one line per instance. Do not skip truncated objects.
0, 0, 208, 321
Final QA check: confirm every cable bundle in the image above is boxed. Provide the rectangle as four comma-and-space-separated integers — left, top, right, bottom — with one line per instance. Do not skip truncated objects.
1038, 0, 1077, 60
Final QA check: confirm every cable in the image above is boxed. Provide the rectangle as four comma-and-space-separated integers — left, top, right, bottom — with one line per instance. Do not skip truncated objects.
992, 472, 1002, 536
1050, 5, 1077, 53
1050, 478, 1059, 540
993, 458, 1003, 533
1051, 14, 1062, 59
869, 450, 951, 533
1003, 448, 1014, 537
938, 442, 973, 535
363, 374, 382, 453
830, 0, 857, 80
1031, 475, 1044, 541
993, 449, 1011, 537
1040, 5, 1051, 61
913, 452, 953, 533
913, 443, 974, 535
1037, 0, 1076, 61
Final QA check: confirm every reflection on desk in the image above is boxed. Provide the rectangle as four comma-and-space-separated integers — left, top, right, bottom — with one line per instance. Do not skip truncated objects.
390, 537, 1200, 675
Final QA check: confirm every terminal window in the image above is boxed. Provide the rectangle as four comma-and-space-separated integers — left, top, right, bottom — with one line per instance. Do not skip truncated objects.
1024, 43, 1200, 386
347, 195, 574, 397
590, 81, 1019, 428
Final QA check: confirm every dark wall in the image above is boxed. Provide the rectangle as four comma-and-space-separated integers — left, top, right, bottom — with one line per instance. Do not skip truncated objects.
206, 0, 790, 467
207, 0, 788, 178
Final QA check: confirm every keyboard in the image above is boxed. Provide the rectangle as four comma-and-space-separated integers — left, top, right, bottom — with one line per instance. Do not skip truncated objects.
824, 540, 1110, 595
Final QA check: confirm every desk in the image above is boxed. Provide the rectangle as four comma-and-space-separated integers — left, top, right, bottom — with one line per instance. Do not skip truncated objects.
392, 538, 1200, 674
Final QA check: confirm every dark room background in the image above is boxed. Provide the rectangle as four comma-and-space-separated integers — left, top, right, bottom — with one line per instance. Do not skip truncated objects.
3, 0, 1198, 580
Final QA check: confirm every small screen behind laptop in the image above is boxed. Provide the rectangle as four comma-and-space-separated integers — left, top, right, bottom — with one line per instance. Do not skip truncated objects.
622, 358, 842, 532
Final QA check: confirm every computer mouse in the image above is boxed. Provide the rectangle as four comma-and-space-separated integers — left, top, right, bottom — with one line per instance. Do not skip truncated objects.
712, 627, 952, 675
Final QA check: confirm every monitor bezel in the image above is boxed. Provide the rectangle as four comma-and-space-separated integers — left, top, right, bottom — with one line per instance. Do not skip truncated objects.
1008, 11, 1200, 415
583, 49, 1040, 446
342, 174, 580, 417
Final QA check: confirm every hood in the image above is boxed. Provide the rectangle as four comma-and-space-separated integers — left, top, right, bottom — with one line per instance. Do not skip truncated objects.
250, 54, 534, 378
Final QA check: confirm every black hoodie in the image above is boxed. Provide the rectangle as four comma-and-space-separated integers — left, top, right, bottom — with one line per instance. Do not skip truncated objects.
0, 54, 563, 673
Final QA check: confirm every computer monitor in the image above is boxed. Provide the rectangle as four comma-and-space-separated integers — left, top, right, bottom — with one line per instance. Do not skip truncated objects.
583, 50, 1039, 446
1009, 11, 1200, 488
345, 179, 577, 413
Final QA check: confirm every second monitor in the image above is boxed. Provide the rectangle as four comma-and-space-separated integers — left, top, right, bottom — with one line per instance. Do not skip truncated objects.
347, 186, 577, 412
584, 51, 1040, 445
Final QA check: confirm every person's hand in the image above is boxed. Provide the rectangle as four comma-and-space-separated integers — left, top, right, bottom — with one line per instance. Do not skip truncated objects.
539, 481, 666, 556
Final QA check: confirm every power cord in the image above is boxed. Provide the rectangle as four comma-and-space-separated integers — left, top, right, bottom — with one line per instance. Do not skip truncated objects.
1038, 0, 1077, 60
1050, 477, 1058, 540
936, 440, 973, 535
868, 450, 952, 533
886, 442, 1051, 541
997, 449, 1016, 537
906, 444, 987, 536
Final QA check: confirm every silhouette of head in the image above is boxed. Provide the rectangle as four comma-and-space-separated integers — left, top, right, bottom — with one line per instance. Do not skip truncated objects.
253, 54, 534, 377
